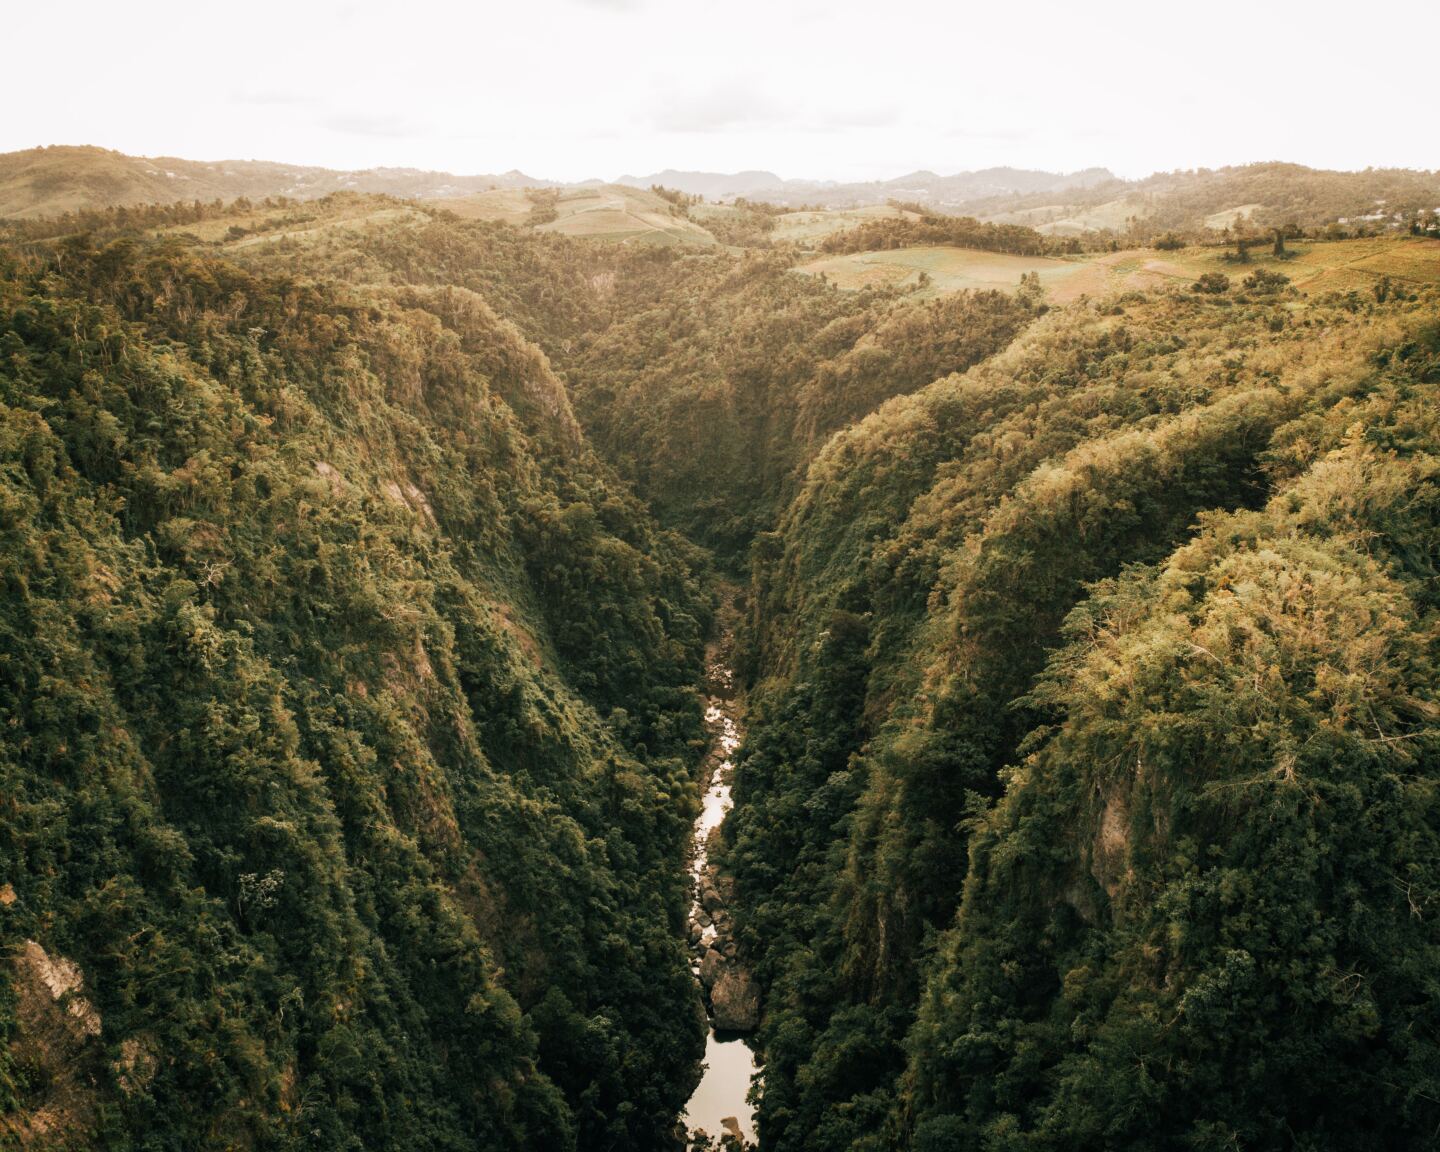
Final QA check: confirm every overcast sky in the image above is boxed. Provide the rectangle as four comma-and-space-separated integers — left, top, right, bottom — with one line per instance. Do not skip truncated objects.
4, 0, 1433, 182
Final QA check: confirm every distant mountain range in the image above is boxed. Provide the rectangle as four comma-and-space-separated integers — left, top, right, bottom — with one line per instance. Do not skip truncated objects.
613, 165, 1117, 208
615, 169, 788, 199
3, 147, 1437, 239
616, 165, 1118, 208
1, 146, 1116, 219
0, 146, 555, 218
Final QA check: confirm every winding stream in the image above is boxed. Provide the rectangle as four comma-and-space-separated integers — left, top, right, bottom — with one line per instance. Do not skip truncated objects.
681, 630, 761, 1147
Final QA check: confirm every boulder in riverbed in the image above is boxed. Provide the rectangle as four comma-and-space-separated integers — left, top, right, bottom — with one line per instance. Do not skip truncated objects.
700, 947, 724, 989
710, 966, 760, 1031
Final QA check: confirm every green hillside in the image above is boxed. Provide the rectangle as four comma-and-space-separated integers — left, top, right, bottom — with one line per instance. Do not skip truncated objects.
768, 206, 922, 245
2, 170, 1439, 1152
0, 146, 547, 220
725, 278, 1440, 1152
797, 236, 1440, 300
961, 162, 1440, 242
535, 187, 719, 246
0, 222, 711, 1150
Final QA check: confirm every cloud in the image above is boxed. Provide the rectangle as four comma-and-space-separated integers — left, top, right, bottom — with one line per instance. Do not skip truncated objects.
940, 126, 1029, 141
231, 87, 319, 108
808, 104, 900, 130
645, 79, 897, 136
324, 112, 428, 139
648, 77, 788, 134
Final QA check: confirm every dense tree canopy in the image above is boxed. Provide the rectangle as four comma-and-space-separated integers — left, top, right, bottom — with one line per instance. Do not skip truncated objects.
723, 285, 1440, 1150
1, 183, 1437, 1152
0, 232, 710, 1150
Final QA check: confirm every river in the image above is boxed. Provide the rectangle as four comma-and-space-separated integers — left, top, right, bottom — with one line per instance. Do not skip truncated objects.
680, 618, 761, 1148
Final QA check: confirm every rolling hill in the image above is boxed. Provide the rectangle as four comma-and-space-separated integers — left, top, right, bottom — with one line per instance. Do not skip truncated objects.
442, 185, 719, 246
7, 149, 1438, 250
796, 235, 1440, 300
767, 204, 923, 244
0, 145, 550, 218
630, 166, 1119, 209
616, 169, 785, 199
963, 163, 1440, 238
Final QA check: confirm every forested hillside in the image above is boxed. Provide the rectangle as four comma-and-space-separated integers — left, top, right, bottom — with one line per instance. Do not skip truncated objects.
564, 258, 1033, 555
0, 229, 711, 1150
0, 146, 548, 219
724, 282, 1440, 1149
2, 176, 1438, 1152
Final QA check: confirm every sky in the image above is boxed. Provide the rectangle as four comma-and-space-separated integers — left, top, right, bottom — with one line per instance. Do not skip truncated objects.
3, 0, 1434, 182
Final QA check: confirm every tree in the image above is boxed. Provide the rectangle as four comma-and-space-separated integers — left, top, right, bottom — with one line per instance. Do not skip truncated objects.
1242, 267, 1291, 294
1016, 270, 1046, 309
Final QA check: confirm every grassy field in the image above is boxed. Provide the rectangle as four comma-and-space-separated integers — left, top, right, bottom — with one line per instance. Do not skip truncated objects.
769, 204, 921, 244
440, 188, 534, 225
980, 203, 1077, 228
152, 185, 717, 250
795, 246, 1104, 300
151, 200, 428, 247
1202, 202, 1264, 231
1092, 236, 1440, 295
1035, 197, 1152, 236
795, 236, 1440, 301
540, 186, 716, 245
226, 206, 430, 250
434, 184, 718, 246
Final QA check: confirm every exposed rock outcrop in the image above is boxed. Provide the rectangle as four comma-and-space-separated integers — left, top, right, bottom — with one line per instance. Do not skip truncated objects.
3, 940, 104, 1147
710, 967, 761, 1033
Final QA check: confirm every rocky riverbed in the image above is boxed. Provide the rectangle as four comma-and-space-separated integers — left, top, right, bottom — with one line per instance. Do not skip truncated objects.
681, 608, 761, 1148
690, 705, 760, 1031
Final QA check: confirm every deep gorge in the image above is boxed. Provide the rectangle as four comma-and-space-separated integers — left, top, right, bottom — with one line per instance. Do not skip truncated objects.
2, 192, 1439, 1152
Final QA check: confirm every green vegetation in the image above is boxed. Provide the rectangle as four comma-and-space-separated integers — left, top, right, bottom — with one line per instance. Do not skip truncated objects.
3, 159, 1440, 1152
565, 255, 1033, 556
767, 206, 919, 247
960, 163, 1440, 244
816, 211, 1048, 257
0, 228, 710, 1150
794, 247, 1091, 300
0, 146, 550, 220
722, 284, 1440, 1150
909, 405, 1440, 1148
440, 185, 720, 247
798, 236, 1440, 303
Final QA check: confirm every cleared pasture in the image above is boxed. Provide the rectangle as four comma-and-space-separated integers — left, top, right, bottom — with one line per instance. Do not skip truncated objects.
536, 186, 717, 245
440, 188, 534, 225
1203, 202, 1265, 230
794, 236, 1440, 301
795, 246, 1102, 300
1036, 197, 1152, 236
770, 204, 922, 244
